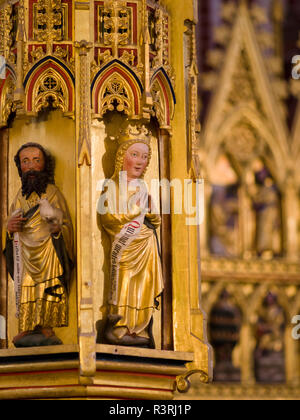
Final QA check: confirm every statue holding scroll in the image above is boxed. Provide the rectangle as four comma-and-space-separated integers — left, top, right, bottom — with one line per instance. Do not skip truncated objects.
4, 143, 74, 347
98, 126, 163, 348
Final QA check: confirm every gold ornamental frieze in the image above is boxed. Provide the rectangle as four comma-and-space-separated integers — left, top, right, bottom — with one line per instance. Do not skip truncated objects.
202, 258, 300, 284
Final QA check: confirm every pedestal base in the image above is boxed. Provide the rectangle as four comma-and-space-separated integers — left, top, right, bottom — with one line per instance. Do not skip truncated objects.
0, 344, 193, 400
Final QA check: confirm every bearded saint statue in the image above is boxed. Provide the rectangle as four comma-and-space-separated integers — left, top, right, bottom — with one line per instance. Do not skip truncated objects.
4, 143, 74, 348
98, 126, 163, 348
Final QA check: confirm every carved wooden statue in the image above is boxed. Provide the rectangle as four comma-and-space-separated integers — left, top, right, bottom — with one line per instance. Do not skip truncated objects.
4, 143, 74, 347
98, 126, 163, 348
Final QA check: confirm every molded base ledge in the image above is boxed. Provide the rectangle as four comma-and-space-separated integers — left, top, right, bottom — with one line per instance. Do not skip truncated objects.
0, 345, 193, 400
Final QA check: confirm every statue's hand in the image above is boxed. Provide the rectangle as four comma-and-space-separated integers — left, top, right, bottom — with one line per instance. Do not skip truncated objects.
40, 199, 63, 226
49, 222, 61, 235
7, 214, 28, 234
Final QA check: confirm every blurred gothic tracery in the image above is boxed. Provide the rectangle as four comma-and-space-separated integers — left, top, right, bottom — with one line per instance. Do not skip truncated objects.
190, 0, 300, 400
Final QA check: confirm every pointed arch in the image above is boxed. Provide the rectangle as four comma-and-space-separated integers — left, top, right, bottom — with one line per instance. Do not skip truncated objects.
24, 57, 75, 114
204, 282, 248, 320
91, 60, 143, 118
150, 67, 176, 128
248, 286, 290, 321
202, 2, 289, 184
206, 106, 288, 186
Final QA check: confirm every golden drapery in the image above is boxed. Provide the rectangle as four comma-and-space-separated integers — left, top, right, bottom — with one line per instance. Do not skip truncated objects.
8, 184, 73, 332
100, 183, 164, 338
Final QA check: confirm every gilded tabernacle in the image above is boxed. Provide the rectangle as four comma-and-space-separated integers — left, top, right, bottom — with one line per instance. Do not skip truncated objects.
0, 0, 214, 400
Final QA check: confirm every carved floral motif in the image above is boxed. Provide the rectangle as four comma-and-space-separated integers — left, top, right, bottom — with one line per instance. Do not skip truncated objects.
33, 0, 65, 43
101, 75, 132, 115
33, 70, 67, 112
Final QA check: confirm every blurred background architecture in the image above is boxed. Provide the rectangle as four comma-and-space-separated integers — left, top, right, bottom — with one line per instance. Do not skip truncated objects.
183, 0, 300, 400
0, 0, 211, 399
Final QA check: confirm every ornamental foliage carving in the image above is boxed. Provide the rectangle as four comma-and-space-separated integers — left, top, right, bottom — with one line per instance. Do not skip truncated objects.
101, 75, 132, 116
33, 70, 68, 112
33, 0, 66, 43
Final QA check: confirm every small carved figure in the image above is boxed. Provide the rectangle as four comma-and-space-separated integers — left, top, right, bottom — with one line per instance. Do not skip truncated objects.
252, 166, 282, 259
254, 293, 286, 383
98, 126, 163, 348
4, 143, 74, 347
210, 183, 239, 257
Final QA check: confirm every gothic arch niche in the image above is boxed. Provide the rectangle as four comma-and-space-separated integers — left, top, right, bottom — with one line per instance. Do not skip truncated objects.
206, 115, 284, 259
252, 291, 287, 384
6, 108, 77, 348
205, 108, 289, 188
209, 288, 242, 382
24, 58, 75, 116
31, 70, 69, 114
91, 112, 165, 349
91, 61, 143, 119
91, 59, 176, 350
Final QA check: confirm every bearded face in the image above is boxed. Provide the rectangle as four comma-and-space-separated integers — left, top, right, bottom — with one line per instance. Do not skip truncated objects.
21, 169, 51, 199
15, 144, 55, 199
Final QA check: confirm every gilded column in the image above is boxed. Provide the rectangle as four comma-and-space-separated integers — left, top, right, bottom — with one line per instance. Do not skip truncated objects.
13, 0, 26, 115
75, 37, 96, 382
